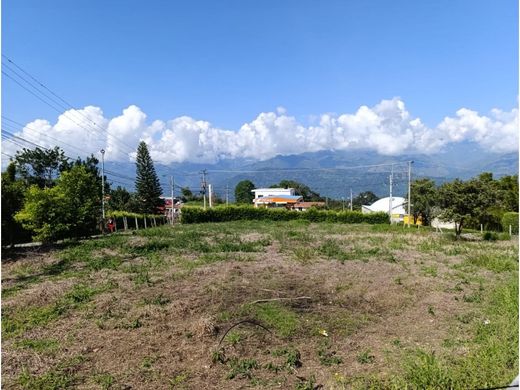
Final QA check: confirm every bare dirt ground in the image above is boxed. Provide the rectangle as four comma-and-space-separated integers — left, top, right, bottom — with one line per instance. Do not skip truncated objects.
2, 221, 518, 389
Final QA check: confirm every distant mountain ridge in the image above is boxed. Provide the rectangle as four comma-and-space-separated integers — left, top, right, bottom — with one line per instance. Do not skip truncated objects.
105, 143, 518, 200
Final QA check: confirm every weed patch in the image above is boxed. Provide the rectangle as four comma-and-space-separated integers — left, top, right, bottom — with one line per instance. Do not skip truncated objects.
18, 355, 84, 389
464, 253, 518, 273
244, 302, 299, 338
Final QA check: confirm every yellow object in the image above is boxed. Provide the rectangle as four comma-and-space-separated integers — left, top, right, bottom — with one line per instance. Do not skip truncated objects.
403, 215, 423, 225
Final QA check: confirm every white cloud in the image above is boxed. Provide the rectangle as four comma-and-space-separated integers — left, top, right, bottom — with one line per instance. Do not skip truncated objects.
2, 98, 518, 166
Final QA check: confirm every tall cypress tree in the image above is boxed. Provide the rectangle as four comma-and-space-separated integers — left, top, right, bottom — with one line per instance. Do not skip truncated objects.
135, 141, 163, 214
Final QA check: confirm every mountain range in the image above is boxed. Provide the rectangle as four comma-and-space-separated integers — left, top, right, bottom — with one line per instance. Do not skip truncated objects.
105, 142, 518, 200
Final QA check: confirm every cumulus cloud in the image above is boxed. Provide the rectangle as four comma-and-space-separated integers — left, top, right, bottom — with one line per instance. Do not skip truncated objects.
2, 98, 518, 165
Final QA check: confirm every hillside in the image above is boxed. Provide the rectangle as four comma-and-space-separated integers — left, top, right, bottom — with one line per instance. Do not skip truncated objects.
105, 146, 518, 200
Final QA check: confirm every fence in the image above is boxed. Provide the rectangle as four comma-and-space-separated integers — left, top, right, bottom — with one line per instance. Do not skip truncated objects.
106, 211, 168, 232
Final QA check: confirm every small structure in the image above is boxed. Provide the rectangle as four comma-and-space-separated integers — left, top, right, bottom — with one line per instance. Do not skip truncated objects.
362, 196, 407, 223
159, 196, 183, 220
290, 201, 325, 211
252, 188, 302, 208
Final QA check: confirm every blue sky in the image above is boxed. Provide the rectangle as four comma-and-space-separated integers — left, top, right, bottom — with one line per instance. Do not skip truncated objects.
2, 1, 518, 165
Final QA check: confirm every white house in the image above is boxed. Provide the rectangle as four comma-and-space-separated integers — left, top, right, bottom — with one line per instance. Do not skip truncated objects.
362, 196, 407, 223
252, 188, 302, 208
252, 188, 296, 198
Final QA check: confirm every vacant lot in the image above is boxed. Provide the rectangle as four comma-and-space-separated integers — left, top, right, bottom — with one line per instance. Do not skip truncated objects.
2, 221, 518, 389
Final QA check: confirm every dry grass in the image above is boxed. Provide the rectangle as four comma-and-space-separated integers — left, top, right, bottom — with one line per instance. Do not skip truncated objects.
2, 221, 518, 389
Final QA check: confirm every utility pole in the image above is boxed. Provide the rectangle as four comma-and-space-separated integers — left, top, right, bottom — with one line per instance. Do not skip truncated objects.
225, 184, 229, 205
350, 188, 353, 211
407, 161, 413, 227
100, 149, 106, 224
208, 184, 213, 208
389, 165, 393, 224
170, 175, 174, 225
201, 169, 207, 210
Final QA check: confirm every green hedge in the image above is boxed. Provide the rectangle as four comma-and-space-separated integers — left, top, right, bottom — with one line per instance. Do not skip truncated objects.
501, 212, 519, 234
181, 205, 389, 225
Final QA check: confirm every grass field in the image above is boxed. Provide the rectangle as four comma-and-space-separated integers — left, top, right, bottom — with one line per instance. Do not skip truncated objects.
2, 221, 518, 389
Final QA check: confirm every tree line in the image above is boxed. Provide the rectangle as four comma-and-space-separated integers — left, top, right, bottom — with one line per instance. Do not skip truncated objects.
2, 142, 163, 245
233, 174, 518, 237
410, 173, 518, 236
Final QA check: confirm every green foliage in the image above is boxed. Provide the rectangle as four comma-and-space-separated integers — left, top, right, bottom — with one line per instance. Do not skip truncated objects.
14, 146, 69, 188
246, 302, 299, 338
18, 356, 84, 390
15, 338, 60, 352
464, 253, 518, 273
14, 185, 69, 243
356, 350, 375, 364
234, 180, 255, 204
437, 176, 495, 237
496, 175, 519, 212
108, 186, 132, 211
93, 373, 115, 389
482, 231, 498, 241
409, 178, 437, 225
352, 191, 379, 210
318, 348, 343, 366
226, 358, 259, 379
2, 163, 32, 245
271, 347, 302, 369
295, 375, 317, 390
181, 205, 388, 224
15, 165, 100, 242
135, 141, 163, 214
501, 212, 518, 234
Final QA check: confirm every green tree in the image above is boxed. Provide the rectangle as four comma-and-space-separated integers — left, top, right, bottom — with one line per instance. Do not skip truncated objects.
352, 191, 379, 210
15, 165, 100, 243
497, 175, 519, 212
437, 176, 495, 238
135, 141, 163, 214
234, 180, 255, 204
109, 186, 132, 211
1, 162, 30, 246
408, 178, 437, 225
14, 146, 69, 188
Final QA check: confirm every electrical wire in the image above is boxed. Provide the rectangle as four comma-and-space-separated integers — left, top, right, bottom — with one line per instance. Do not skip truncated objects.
2, 55, 136, 154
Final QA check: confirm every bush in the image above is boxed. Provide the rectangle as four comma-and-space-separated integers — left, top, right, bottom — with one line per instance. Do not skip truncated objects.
482, 232, 498, 241
501, 212, 519, 235
181, 206, 388, 225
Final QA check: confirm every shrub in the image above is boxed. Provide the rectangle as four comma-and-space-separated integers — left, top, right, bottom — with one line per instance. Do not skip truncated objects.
501, 212, 518, 235
482, 232, 498, 241
180, 206, 388, 225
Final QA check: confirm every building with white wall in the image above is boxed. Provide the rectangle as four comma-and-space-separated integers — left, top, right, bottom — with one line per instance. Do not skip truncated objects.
252, 188, 302, 208
362, 196, 406, 223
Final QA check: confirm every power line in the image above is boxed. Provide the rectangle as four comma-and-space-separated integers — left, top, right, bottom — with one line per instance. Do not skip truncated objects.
2, 131, 139, 187
2, 116, 102, 157
2, 55, 136, 154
